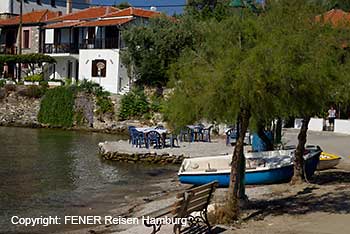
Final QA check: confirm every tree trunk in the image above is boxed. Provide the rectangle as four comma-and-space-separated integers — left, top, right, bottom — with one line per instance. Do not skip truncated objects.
226, 108, 251, 221
257, 123, 274, 151
291, 116, 310, 184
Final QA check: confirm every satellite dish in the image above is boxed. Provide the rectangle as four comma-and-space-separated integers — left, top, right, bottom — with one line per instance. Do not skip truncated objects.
150, 6, 157, 11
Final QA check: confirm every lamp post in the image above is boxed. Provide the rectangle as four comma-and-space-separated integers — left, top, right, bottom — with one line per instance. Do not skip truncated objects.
18, 0, 23, 82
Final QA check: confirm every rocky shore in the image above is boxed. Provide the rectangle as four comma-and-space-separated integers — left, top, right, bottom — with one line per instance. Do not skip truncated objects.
0, 87, 136, 134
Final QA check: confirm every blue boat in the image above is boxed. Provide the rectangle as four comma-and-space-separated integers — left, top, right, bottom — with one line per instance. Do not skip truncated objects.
178, 149, 321, 187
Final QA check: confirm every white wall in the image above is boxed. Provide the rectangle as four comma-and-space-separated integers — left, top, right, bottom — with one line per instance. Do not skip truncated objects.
48, 57, 78, 82
79, 49, 122, 94
334, 119, 350, 135
308, 118, 324, 131
294, 118, 324, 131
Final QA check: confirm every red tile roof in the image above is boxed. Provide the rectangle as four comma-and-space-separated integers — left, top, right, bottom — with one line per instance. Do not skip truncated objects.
47, 6, 119, 22
77, 18, 133, 27
0, 10, 59, 26
44, 21, 83, 29
102, 7, 161, 19
315, 9, 350, 26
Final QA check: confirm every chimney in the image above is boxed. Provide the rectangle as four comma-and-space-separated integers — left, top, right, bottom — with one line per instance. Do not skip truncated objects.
66, 0, 73, 15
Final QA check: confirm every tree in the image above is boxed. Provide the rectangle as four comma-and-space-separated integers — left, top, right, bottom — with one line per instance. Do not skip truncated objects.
122, 16, 195, 87
166, 0, 348, 221
262, 0, 348, 183
166, 11, 279, 221
114, 1, 131, 9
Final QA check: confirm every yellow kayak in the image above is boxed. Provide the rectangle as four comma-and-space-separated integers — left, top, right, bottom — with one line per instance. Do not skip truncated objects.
317, 152, 341, 170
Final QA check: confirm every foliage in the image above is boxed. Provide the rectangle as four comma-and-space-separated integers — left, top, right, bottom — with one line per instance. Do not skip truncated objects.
39, 81, 49, 89
114, 1, 131, 9
185, 0, 232, 21
4, 84, 16, 93
18, 85, 45, 98
96, 96, 114, 115
165, 0, 349, 219
118, 89, 150, 120
122, 16, 196, 87
77, 79, 109, 97
0, 79, 5, 88
38, 87, 75, 127
24, 74, 43, 82
0, 54, 56, 64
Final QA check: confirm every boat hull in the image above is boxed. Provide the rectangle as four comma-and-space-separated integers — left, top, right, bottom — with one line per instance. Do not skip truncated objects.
317, 158, 341, 170
178, 150, 321, 187
179, 165, 294, 187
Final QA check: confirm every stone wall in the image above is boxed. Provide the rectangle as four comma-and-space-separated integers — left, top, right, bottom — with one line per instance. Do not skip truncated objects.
100, 151, 185, 164
0, 89, 41, 127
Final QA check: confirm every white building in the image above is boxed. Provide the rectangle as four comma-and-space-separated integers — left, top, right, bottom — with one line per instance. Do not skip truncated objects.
42, 7, 161, 94
0, 0, 90, 18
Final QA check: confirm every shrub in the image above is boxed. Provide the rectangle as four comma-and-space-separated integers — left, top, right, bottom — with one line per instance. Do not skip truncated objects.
39, 81, 49, 89
118, 89, 150, 120
96, 96, 114, 115
4, 84, 16, 93
27, 85, 45, 98
38, 86, 74, 127
0, 79, 5, 88
24, 74, 43, 82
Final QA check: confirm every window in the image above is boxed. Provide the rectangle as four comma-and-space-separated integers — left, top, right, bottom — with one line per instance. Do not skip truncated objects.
23, 30, 30, 49
51, 0, 56, 7
91, 60, 106, 77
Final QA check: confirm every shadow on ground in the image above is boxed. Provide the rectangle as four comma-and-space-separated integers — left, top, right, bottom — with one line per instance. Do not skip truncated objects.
311, 170, 350, 185
243, 170, 350, 221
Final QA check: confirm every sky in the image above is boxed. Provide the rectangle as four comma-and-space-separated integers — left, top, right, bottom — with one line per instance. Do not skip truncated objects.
91, 0, 186, 15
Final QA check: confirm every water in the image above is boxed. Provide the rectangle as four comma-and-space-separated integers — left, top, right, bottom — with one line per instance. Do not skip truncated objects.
0, 127, 178, 233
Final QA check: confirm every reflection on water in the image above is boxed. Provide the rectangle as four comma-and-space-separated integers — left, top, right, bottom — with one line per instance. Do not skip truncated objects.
0, 127, 177, 233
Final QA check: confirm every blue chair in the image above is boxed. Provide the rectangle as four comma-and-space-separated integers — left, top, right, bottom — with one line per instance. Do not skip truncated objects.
193, 126, 203, 142
165, 133, 179, 148
146, 131, 162, 149
226, 128, 238, 146
202, 125, 213, 142
128, 126, 136, 144
130, 128, 145, 148
179, 127, 193, 142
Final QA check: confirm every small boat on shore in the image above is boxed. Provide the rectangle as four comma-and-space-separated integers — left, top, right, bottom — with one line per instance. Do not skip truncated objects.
178, 148, 321, 187
317, 152, 341, 170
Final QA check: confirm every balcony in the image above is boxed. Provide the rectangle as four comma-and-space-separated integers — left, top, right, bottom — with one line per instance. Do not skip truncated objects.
79, 38, 119, 50
43, 43, 79, 54
0, 45, 17, 55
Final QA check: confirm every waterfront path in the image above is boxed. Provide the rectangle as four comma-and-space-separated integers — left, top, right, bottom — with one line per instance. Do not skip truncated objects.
105, 129, 350, 234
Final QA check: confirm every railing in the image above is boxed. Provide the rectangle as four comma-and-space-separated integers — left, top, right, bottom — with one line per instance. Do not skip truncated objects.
79, 38, 119, 49
0, 45, 17, 54
43, 43, 78, 54
43, 38, 119, 54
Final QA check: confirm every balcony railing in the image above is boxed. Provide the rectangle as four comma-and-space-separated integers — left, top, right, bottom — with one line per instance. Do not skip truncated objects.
0, 45, 17, 55
79, 38, 119, 49
43, 43, 79, 54
43, 38, 120, 54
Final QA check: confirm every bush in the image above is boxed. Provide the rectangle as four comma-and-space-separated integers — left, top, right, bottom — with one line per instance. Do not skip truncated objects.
24, 74, 43, 82
4, 84, 16, 93
17, 85, 45, 98
96, 96, 114, 115
118, 89, 150, 120
39, 81, 49, 89
0, 79, 5, 88
38, 86, 75, 127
